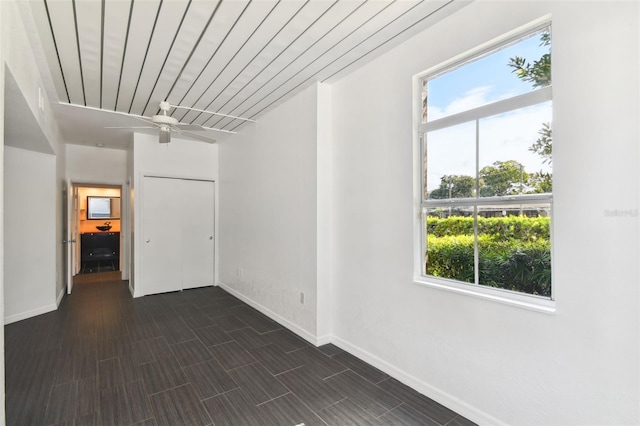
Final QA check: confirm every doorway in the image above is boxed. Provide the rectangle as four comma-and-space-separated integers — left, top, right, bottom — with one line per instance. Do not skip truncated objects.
72, 184, 123, 284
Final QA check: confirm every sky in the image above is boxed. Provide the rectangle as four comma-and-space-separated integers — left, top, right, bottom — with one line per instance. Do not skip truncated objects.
425, 30, 552, 192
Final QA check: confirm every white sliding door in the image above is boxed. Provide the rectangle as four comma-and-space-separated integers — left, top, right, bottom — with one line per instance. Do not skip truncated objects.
182, 179, 215, 289
141, 176, 215, 295
142, 176, 183, 295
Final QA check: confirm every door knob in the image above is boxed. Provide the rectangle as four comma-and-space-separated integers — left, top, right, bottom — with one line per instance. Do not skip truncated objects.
209, 236, 213, 240
146, 239, 150, 243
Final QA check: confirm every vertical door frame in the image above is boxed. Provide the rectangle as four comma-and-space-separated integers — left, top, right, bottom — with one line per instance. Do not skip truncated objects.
70, 182, 127, 280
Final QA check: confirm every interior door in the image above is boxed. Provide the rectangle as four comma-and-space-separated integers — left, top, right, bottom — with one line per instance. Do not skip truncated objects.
181, 179, 215, 289
72, 185, 79, 275
142, 177, 182, 295
63, 180, 72, 294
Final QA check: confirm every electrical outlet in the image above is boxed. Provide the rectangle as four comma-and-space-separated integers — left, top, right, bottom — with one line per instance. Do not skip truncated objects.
300, 292, 305, 304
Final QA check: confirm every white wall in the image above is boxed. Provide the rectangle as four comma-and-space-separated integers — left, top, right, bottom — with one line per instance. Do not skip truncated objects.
0, 1, 64, 322
3, 146, 57, 323
1, 1, 58, 155
126, 138, 134, 293
330, 1, 639, 425
131, 132, 218, 297
66, 144, 128, 184
0, 1, 5, 422
218, 83, 321, 342
54, 126, 66, 302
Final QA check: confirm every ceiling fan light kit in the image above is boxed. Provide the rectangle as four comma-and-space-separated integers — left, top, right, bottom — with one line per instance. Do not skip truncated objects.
159, 128, 171, 144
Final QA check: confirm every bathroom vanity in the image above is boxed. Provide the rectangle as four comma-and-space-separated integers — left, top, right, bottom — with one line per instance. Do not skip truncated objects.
80, 232, 120, 273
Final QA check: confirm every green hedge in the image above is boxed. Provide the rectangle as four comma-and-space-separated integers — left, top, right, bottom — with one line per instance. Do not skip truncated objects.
426, 217, 552, 297
427, 216, 550, 241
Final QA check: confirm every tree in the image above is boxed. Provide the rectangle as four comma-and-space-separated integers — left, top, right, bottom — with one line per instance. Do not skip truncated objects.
530, 122, 552, 165
508, 31, 551, 88
429, 174, 475, 199
508, 31, 553, 174
479, 160, 529, 197
528, 171, 552, 193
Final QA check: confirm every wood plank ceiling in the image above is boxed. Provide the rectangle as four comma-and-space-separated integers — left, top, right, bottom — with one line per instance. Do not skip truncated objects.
28, 0, 464, 146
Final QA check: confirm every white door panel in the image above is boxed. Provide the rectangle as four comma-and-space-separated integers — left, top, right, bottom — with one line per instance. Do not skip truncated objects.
142, 176, 182, 295
182, 180, 215, 289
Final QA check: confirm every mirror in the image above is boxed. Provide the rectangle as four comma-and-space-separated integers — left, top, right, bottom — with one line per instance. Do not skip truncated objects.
87, 196, 121, 220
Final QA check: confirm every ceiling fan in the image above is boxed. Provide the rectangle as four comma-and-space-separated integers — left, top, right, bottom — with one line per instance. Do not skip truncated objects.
107, 101, 254, 144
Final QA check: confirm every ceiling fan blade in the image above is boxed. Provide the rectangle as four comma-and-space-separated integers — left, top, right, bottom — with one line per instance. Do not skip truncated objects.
174, 123, 204, 131
177, 129, 217, 144
104, 126, 155, 129
199, 125, 236, 134
131, 116, 157, 126
169, 104, 255, 123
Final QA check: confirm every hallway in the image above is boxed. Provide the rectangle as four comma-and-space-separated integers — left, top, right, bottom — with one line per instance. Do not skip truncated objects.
5, 280, 474, 425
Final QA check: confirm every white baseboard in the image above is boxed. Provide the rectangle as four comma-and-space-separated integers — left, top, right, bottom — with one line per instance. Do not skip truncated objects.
316, 334, 332, 346
4, 302, 58, 325
56, 286, 65, 307
331, 336, 503, 426
212, 282, 496, 424
130, 283, 143, 298
217, 281, 319, 346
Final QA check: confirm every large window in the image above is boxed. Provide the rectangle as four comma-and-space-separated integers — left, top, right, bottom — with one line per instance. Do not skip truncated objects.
416, 24, 553, 303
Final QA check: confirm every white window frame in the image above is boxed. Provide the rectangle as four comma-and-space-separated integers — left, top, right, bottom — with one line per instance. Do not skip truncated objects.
412, 17, 555, 313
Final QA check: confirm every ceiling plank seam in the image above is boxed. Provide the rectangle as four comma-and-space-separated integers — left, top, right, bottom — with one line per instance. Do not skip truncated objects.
228, 0, 433, 130
196, 0, 306, 128
203, 0, 311, 129
43, 0, 71, 103
187, 1, 281, 125
175, 0, 253, 123
217, 0, 388, 129
324, 0, 455, 82
114, 0, 135, 112
140, 0, 193, 116
161, 0, 223, 117
127, 0, 163, 114
71, 0, 87, 106
100, 0, 105, 108
207, 0, 337, 129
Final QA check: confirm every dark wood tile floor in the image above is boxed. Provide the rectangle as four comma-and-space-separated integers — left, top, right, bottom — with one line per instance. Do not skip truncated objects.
5, 279, 476, 426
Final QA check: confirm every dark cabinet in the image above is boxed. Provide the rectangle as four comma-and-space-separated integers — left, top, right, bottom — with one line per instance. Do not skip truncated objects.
81, 232, 120, 273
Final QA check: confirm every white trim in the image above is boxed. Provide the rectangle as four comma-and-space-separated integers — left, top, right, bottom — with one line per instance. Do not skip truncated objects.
412, 73, 426, 282
423, 193, 552, 208
414, 15, 552, 83
56, 286, 65, 307
331, 335, 506, 426
4, 302, 58, 325
315, 334, 332, 346
414, 276, 556, 313
216, 281, 320, 346
422, 86, 552, 133
413, 17, 554, 309
129, 281, 138, 297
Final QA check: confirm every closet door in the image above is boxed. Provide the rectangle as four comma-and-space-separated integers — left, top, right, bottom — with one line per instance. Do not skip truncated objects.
181, 179, 215, 289
142, 177, 182, 295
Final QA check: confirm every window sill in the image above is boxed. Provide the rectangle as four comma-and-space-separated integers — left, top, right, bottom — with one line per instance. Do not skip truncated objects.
413, 276, 556, 314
